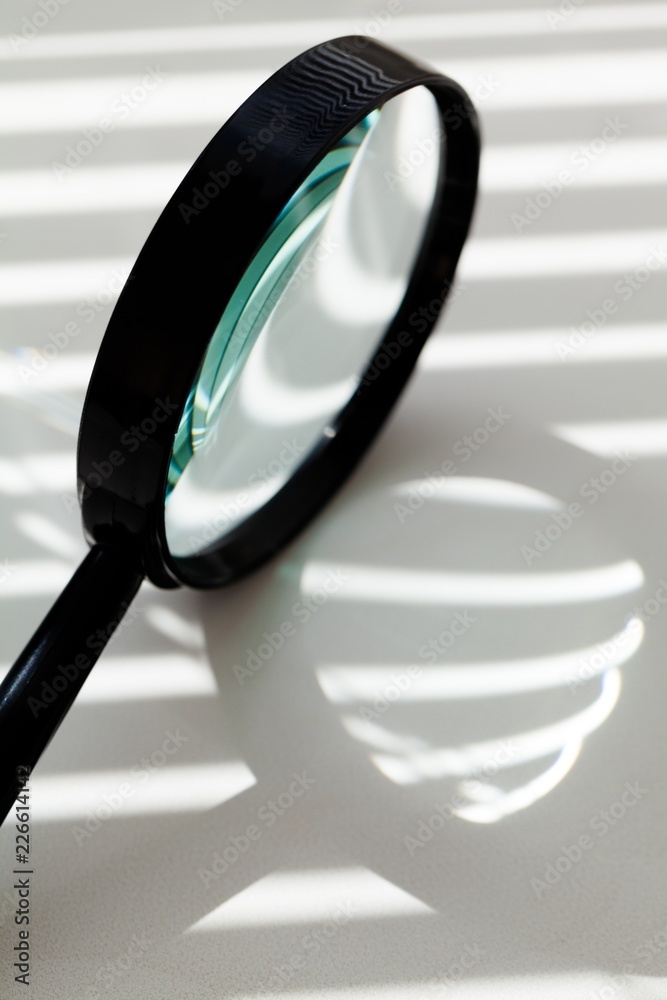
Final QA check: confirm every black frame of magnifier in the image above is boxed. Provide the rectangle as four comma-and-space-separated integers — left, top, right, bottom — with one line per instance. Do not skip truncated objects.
0, 36, 479, 824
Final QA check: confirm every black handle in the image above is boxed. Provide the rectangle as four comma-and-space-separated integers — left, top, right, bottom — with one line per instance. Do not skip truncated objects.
0, 544, 144, 826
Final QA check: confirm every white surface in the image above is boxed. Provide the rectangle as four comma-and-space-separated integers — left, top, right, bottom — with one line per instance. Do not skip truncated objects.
1, 1, 667, 998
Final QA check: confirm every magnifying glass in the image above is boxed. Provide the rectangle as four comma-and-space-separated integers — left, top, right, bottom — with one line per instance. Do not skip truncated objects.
0, 36, 479, 825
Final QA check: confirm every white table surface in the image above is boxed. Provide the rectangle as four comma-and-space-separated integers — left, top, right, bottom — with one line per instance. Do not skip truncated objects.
2, 1, 667, 997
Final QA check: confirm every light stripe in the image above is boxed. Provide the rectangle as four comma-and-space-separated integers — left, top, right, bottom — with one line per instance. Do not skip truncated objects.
0, 257, 127, 306
5, 137, 667, 220
457, 229, 667, 281
188, 868, 433, 932
349, 668, 621, 780
2, 5, 666, 62
393, 477, 560, 511
2, 231, 664, 308
421, 325, 667, 371
0, 69, 260, 134
553, 420, 667, 457
0, 653, 216, 703
76, 654, 216, 702
144, 605, 205, 650
0, 558, 73, 595
0, 455, 74, 495
0, 161, 186, 217
316, 619, 643, 702
1, 49, 667, 136
301, 559, 644, 607
481, 137, 667, 192
228, 975, 633, 1000
31, 762, 256, 821
0, 354, 95, 394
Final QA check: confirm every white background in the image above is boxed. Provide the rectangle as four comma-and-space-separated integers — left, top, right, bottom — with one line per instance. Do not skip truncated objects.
1, 1, 667, 998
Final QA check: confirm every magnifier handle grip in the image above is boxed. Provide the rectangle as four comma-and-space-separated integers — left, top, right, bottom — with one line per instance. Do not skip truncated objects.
0, 544, 144, 827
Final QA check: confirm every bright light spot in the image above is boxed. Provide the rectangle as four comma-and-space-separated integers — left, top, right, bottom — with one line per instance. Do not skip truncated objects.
317, 618, 643, 702
0, 70, 261, 134
187, 867, 434, 933
0, 654, 218, 703
0, 162, 185, 217
393, 476, 561, 511
0, 453, 75, 495
482, 137, 667, 192
459, 228, 667, 282
4, 137, 666, 221
552, 420, 667, 457
364, 668, 622, 783
144, 606, 205, 650
31, 762, 256, 821
0, 257, 127, 306
0, 352, 95, 394
6, 227, 665, 308
454, 740, 582, 824
342, 717, 428, 758
0, 559, 73, 596
421, 324, 667, 371
1, 6, 665, 63
239, 323, 358, 426
302, 560, 644, 607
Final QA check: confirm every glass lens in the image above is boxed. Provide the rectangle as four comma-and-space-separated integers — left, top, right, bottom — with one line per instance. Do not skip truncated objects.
164, 86, 442, 557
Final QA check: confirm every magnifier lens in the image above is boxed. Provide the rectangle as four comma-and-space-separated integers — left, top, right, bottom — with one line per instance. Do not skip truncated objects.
164, 86, 442, 558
